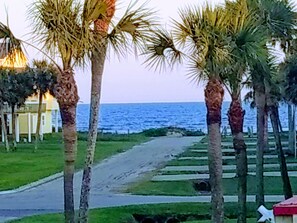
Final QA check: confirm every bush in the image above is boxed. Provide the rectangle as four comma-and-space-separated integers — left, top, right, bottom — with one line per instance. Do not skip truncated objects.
142, 127, 205, 137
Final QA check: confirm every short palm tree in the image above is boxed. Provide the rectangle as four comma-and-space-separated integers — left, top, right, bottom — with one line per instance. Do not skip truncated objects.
0, 70, 11, 152
2, 69, 36, 150
0, 22, 28, 151
145, 5, 231, 222
78, 1, 156, 222
32, 59, 57, 152
30, 0, 107, 222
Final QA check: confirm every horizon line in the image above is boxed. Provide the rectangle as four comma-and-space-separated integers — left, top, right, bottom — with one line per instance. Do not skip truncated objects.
78, 101, 233, 105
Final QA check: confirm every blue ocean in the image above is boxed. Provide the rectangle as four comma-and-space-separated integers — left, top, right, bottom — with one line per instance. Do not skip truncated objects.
71, 102, 291, 134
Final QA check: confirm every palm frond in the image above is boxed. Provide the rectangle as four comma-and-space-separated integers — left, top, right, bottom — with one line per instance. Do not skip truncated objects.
82, 0, 108, 23
173, 4, 232, 76
249, 0, 296, 43
221, 0, 270, 97
144, 29, 183, 72
0, 22, 27, 68
108, 1, 157, 57
29, 0, 95, 69
282, 53, 297, 104
186, 56, 208, 85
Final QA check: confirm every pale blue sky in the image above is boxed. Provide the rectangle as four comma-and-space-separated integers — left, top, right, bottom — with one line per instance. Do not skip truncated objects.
0, 0, 281, 104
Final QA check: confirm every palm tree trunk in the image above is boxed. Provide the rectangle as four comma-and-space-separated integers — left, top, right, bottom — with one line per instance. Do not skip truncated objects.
78, 3, 115, 222
276, 108, 283, 133
255, 87, 265, 208
205, 78, 224, 223
54, 69, 79, 223
0, 105, 9, 152
78, 43, 107, 223
11, 105, 17, 151
264, 108, 269, 152
270, 105, 293, 199
34, 92, 43, 152
288, 104, 294, 154
228, 98, 247, 223
61, 105, 77, 223
293, 106, 296, 155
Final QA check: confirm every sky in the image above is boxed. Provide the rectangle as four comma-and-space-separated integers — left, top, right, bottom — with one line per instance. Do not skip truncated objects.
0, 0, 266, 104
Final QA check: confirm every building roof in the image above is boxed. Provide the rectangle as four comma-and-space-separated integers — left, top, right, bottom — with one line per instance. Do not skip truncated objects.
273, 196, 297, 216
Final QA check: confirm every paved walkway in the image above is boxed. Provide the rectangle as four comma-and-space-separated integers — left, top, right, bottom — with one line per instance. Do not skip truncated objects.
0, 136, 200, 222
152, 171, 297, 181
162, 163, 297, 172
179, 154, 278, 160
191, 148, 282, 153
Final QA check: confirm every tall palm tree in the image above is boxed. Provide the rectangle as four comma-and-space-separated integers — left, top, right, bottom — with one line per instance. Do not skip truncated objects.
30, 0, 105, 222
222, 1, 268, 222
284, 53, 297, 120
32, 59, 57, 152
246, 0, 296, 207
78, 1, 155, 222
266, 61, 292, 199
145, 5, 231, 222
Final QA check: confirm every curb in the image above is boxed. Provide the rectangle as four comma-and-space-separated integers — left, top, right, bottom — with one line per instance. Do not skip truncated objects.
0, 172, 63, 195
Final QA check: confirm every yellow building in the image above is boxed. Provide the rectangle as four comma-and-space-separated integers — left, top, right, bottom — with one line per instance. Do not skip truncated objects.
0, 44, 59, 143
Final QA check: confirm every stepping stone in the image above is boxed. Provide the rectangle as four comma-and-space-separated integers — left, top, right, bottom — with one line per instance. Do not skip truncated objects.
190, 148, 277, 153
178, 155, 278, 161
152, 171, 297, 181
152, 173, 237, 181
162, 165, 234, 172
161, 163, 297, 172
190, 149, 208, 153
248, 172, 297, 177
221, 142, 288, 147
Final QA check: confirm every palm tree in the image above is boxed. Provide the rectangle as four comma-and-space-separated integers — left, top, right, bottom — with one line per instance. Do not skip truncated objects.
0, 70, 10, 152
246, 0, 296, 207
145, 5, 231, 222
222, 1, 268, 222
284, 53, 297, 120
78, 1, 155, 222
32, 59, 57, 152
30, 0, 105, 222
2, 69, 36, 150
0, 22, 28, 151
266, 61, 292, 199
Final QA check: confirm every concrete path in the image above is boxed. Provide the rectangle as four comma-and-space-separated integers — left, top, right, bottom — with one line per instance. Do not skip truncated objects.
221, 141, 288, 147
152, 171, 297, 181
179, 154, 278, 160
0, 136, 200, 222
161, 163, 297, 172
191, 148, 280, 153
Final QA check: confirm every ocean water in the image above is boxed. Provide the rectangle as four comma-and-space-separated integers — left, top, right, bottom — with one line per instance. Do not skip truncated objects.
69, 102, 291, 133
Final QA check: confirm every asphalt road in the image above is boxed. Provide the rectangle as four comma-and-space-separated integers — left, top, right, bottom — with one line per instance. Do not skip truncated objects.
0, 136, 200, 222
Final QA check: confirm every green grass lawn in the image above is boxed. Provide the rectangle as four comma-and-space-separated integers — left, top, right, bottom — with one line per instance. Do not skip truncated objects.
160, 165, 297, 175
126, 135, 297, 196
125, 175, 297, 196
11, 203, 262, 223
200, 134, 289, 143
0, 133, 148, 191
